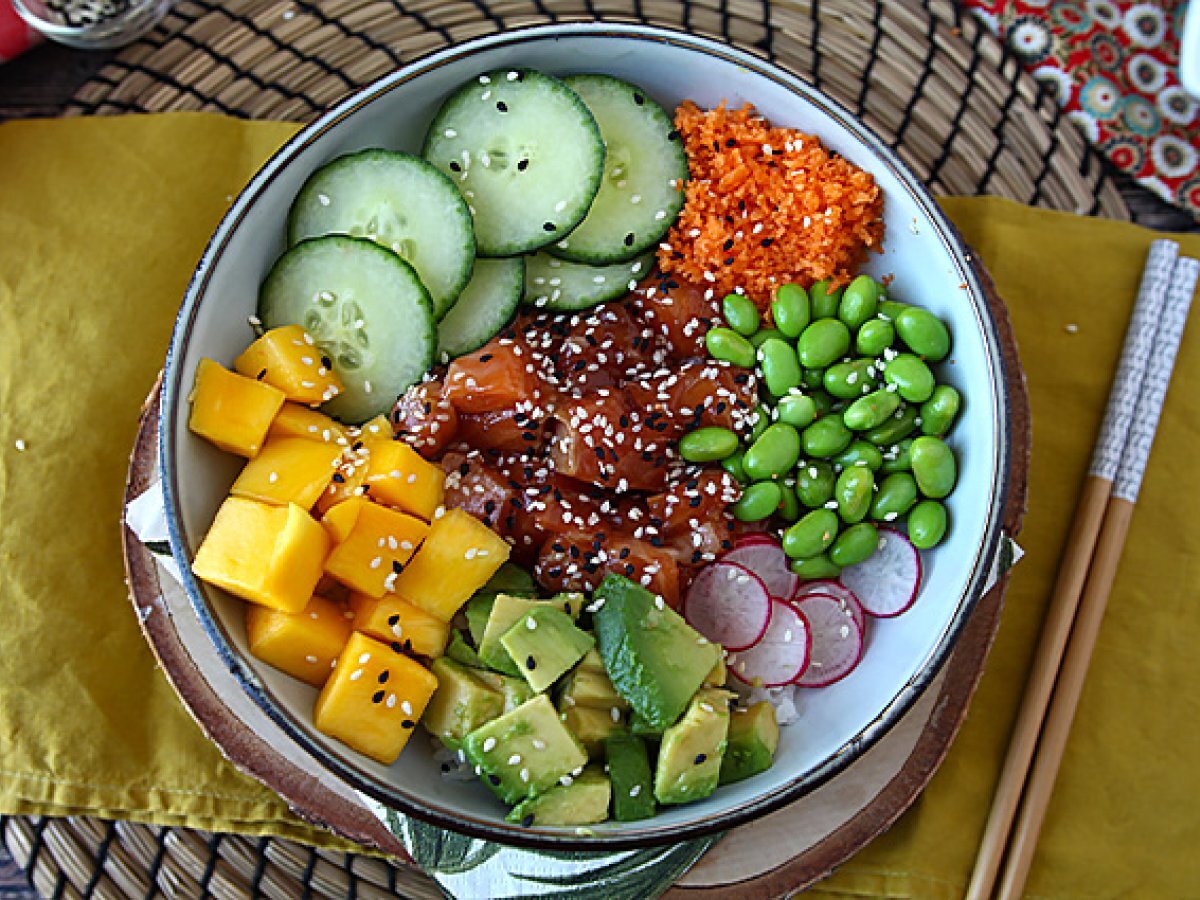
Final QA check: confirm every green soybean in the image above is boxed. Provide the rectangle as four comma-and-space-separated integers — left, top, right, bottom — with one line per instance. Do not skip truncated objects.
706, 327, 756, 368
835, 467, 874, 524
795, 461, 835, 507
838, 275, 880, 330
810, 280, 844, 319
777, 480, 801, 523
910, 436, 957, 498
908, 500, 949, 549
721, 448, 749, 485
802, 416, 853, 458
895, 307, 951, 361
797, 319, 851, 369
920, 385, 961, 436
749, 404, 771, 442
864, 405, 919, 446
789, 554, 842, 580
829, 522, 880, 567
758, 338, 804, 397
883, 353, 936, 403
783, 508, 840, 559
732, 481, 783, 522
871, 472, 918, 521
878, 299, 909, 321
772, 283, 811, 338
834, 440, 883, 472
879, 437, 915, 474
722, 293, 761, 336
824, 358, 880, 400
843, 389, 903, 431
776, 394, 818, 429
855, 318, 895, 357
679, 426, 739, 462
801, 367, 826, 391
750, 327, 784, 349
744, 423, 802, 481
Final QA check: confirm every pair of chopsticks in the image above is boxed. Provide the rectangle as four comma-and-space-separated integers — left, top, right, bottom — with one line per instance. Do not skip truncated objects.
966, 240, 1200, 900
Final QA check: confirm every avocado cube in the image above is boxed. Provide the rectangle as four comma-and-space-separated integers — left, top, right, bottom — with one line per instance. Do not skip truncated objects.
605, 733, 656, 822
593, 575, 721, 729
445, 630, 483, 668
507, 765, 611, 827
719, 701, 780, 786
472, 669, 534, 712
502, 607, 595, 693
478, 593, 585, 676
654, 688, 732, 805
705, 656, 728, 687
559, 663, 630, 712
462, 694, 588, 805
560, 704, 625, 758
422, 657, 504, 747
465, 593, 498, 649
629, 710, 664, 740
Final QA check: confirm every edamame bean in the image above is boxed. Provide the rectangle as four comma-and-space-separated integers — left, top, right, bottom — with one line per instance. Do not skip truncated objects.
908, 500, 948, 549
810, 280, 843, 319
758, 338, 804, 397
749, 404, 771, 442
789, 554, 842, 580
829, 522, 879, 567
750, 327, 784, 349
871, 472, 918, 521
744, 423, 802, 481
895, 307, 951, 361
732, 481, 783, 522
920, 385, 961, 436
835, 467, 874, 524
679, 426, 739, 462
843, 389, 903, 431
810, 391, 836, 417
855, 318, 895, 357
777, 393, 817, 429
879, 437, 915, 474
864, 405, 919, 446
878, 299, 909, 321
909, 436, 957, 498
783, 508, 840, 559
838, 275, 880, 330
883, 353, 936, 403
795, 461, 835, 507
797, 319, 851, 369
802, 416, 853, 458
772, 284, 811, 338
777, 480, 801, 523
705, 327, 756, 368
721, 448, 749, 485
722, 293, 761, 336
824, 358, 880, 400
801, 367, 826, 391
834, 440, 883, 472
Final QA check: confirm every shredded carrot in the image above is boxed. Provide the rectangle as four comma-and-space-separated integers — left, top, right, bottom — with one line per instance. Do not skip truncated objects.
658, 102, 885, 308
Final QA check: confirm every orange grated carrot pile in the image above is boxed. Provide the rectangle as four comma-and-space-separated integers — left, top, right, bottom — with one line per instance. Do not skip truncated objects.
658, 101, 885, 308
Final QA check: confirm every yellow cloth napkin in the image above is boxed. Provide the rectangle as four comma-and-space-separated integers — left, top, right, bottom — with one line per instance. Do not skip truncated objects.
1, 113, 1198, 896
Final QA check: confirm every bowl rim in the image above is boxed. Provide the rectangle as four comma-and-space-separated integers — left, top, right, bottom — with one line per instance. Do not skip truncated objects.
160, 20, 1013, 851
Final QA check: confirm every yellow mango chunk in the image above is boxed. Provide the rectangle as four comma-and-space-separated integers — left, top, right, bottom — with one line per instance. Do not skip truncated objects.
269, 402, 349, 444
323, 501, 428, 598
316, 452, 370, 514
314, 632, 438, 764
246, 594, 351, 687
363, 440, 445, 521
188, 358, 285, 458
359, 415, 393, 443
320, 496, 370, 544
392, 508, 510, 622
192, 497, 329, 613
348, 592, 451, 658
230, 436, 343, 510
234, 324, 343, 406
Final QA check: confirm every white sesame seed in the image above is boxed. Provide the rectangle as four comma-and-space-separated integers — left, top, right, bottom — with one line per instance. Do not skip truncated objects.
349, 669, 364, 681
305, 655, 318, 664
483, 737, 497, 752
317, 193, 331, 206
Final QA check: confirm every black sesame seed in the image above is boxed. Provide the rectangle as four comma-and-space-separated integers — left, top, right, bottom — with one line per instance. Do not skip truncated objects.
726, 138, 737, 147
378, 670, 390, 684
321, 355, 333, 368
724, 257, 735, 266
694, 753, 707, 765
543, 222, 556, 232
526, 655, 537, 670
521, 814, 535, 827
489, 774, 502, 786
401, 719, 415, 729
352, 440, 364, 451
712, 140, 720, 153
392, 560, 404, 574
387, 614, 400, 626
371, 690, 385, 704
624, 233, 635, 247
633, 93, 645, 105
449, 161, 461, 172
256, 368, 267, 381
723, 239, 734, 252
517, 159, 529, 171
761, 238, 774, 248
441, 762, 452, 772
496, 101, 508, 112
403, 638, 413, 652
668, 129, 681, 141
480, 353, 494, 362
332, 472, 345, 484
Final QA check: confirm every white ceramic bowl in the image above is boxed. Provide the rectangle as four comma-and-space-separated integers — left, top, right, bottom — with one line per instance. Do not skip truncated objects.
161, 23, 1015, 849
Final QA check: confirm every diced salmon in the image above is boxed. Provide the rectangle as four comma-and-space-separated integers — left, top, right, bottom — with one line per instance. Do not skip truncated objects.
454, 407, 548, 455
646, 470, 741, 566
535, 531, 682, 609
632, 359, 758, 434
391, 379, 458, 459
444, 338, 538, 414
441, 451, 516, 536
549, 391, 672, 493
629, 276, 721, 360
557, 303, 663, 391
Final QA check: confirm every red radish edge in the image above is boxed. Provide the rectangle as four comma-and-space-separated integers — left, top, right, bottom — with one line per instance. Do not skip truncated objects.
732, 532, 776, 549
683, 562, 772, 652
838, 528, 923, 618
727, 600, 812, 688
792, 592, 865, 687
794, 579, 866, 633
720, 540, 801, 602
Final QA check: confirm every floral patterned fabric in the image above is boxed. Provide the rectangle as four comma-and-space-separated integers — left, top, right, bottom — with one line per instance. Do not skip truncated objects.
963, 0, 1199, 218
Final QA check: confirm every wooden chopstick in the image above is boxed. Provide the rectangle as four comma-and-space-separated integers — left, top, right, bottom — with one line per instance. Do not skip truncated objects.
964, 240, 1183, 900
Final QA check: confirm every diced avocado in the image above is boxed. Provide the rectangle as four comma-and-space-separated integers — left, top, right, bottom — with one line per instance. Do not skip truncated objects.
478, 593, 584, 676
654, 688, 732, 805
629, 710, 664, 740
446, 630, 483, 667
548, 591, 587, 618
465, 593, 498, 649
560, 704, 625, 758
472, 669, 535, 712
719, 701, 780, 785
559, 662, 630, 711
605, 733, 656, 822
423, 657, 504, 747
502, 606, 595, 693
462, 694, 588, 805
506, 764, 611, 827
465, 563, 538, 647
593, 575, 721, 729
705, 656, 728, 687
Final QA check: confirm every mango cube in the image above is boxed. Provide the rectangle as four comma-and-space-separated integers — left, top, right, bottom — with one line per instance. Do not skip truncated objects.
269, 402, 349, 444
363, 440, 445, 521
245, 594, 351, 687
348, 592, 451, 658
320, 496, 370, 544
391, 508, 510, 622
359, 415, 394, 443
323, 501, 428, 598
189, 358, 285, 458
231, 436, 343, 510
192, 497, 329, 613
314, 632, 438, 764
316, 453, 369, 514
234, 324, 343, 406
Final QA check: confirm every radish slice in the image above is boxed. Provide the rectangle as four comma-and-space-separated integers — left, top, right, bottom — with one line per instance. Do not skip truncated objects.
683, 562, 772, 652
727, 600, 811, 687
720, 540, 801, 602
792, 592, 865, 687
794, 580, 866, 633
732, 532, 776, 549
838, 528, 922, 618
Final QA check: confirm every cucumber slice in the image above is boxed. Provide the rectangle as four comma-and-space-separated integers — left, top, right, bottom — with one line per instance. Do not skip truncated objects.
436, 256, 525, 360
422, 69, 605, 257
550, 75, 687, 265
258, 236, 435, 424
285, 149, 474, 321
522, 251, 654, 312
